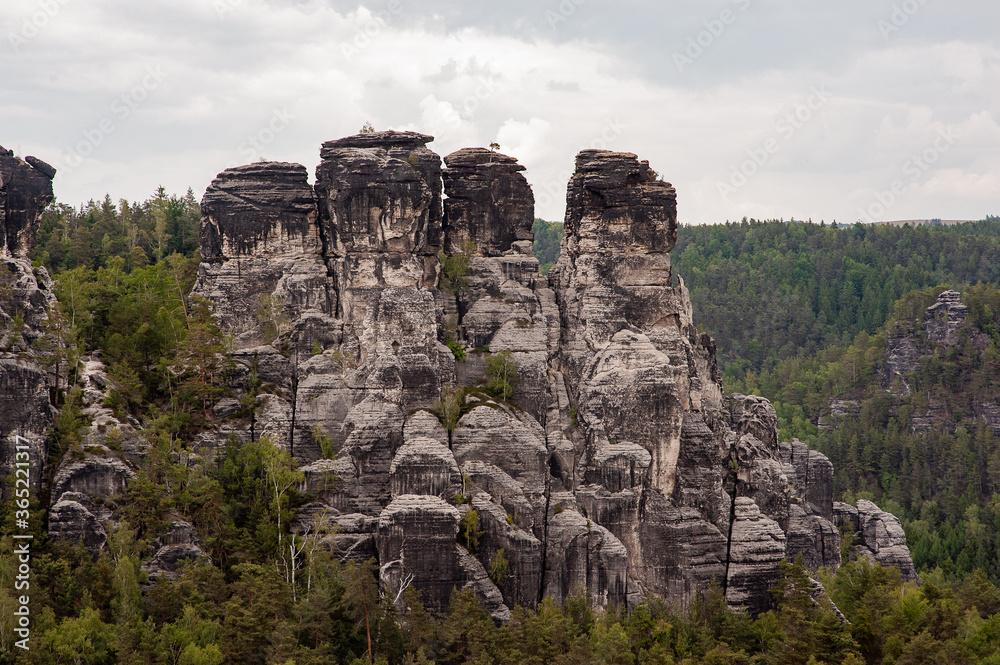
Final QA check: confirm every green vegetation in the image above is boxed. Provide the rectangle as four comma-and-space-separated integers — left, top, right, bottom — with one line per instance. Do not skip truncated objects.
458, 510, 483, 553
446, 337, 466, 361
437, 241, 475, 293
488, 549, 509, 586
12, 508, 1000, 665
675, 217, 1000, 385
484, 350, 519, 402
33, 188, 200, 274
531, 218, 563, 274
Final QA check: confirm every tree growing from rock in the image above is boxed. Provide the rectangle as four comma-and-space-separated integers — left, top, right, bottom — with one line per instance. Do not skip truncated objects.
485, 350, 519, 402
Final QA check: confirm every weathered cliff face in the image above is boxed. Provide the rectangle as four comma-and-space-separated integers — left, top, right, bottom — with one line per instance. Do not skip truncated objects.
442, 147, 534, 256
833, 500, 918, 580
0, 148, 56, 497
1, 147, 56, 258
196, 161, 335, 350
186, 133, 917, 618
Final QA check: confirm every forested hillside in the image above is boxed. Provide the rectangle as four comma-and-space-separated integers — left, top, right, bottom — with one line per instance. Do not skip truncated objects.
731, 284, 1000, 587
674, 217, 1000, 385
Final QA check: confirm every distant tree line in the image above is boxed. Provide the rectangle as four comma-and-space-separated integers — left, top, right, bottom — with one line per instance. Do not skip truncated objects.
674, 217, 1000, 385
32, 187, 201, 274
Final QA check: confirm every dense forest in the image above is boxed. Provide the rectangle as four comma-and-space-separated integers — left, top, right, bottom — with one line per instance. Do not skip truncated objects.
5, 205, 1000, 663
674, 217, 1000, 385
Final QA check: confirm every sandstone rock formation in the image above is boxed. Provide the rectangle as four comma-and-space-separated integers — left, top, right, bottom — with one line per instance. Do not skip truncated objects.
184, 134, 923, 618
834, 500, 919, 581
883, 289, 987, 397
1, 146, 56, 258
0, 132, 919, 621
442, 147, 534, 256
0, 148, 56, 496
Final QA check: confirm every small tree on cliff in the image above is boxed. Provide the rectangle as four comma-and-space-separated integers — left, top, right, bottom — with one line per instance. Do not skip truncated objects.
170, 295, 232, 419
437, 241, 476, 294
485, 350, 519, 402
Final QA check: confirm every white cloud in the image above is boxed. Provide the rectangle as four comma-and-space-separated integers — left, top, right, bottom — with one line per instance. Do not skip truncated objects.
1, 0, 998, 223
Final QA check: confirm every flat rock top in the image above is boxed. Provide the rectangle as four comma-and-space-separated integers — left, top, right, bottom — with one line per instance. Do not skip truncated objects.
202, 161, 315, 213
444, 147, 524, 172
572, 149, 675, 195
209, 161, 309, 181
321, 131, 434, 157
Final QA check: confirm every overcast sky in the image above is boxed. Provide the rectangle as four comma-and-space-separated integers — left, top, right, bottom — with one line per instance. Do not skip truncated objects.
3, 0, 998, 224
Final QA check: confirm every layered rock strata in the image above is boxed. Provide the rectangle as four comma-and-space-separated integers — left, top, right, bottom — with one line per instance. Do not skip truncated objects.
0, 148, 56, 496
442, 147, 534, 256
834, 500, 918, 580
173, 134, 921, 618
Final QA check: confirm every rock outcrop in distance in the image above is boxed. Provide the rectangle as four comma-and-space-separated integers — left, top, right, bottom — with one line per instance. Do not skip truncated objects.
0, 134, 918, 619
185, 131, 919, 617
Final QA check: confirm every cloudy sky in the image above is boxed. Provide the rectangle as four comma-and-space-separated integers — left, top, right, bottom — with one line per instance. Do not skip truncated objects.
3, 0, 999, 224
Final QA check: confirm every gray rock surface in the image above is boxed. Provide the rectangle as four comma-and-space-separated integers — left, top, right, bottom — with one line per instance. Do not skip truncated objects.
924, 289, 968, 346
181, 135, 920, 615
726, 498, 787, 614
779, 439, 834, 521
195, 161, 335, 350
442, 147, 534, 256
376, 495, 508, 619
0, 152, 57, 496
852, 499, 919, 581
1, 148, 55, 257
